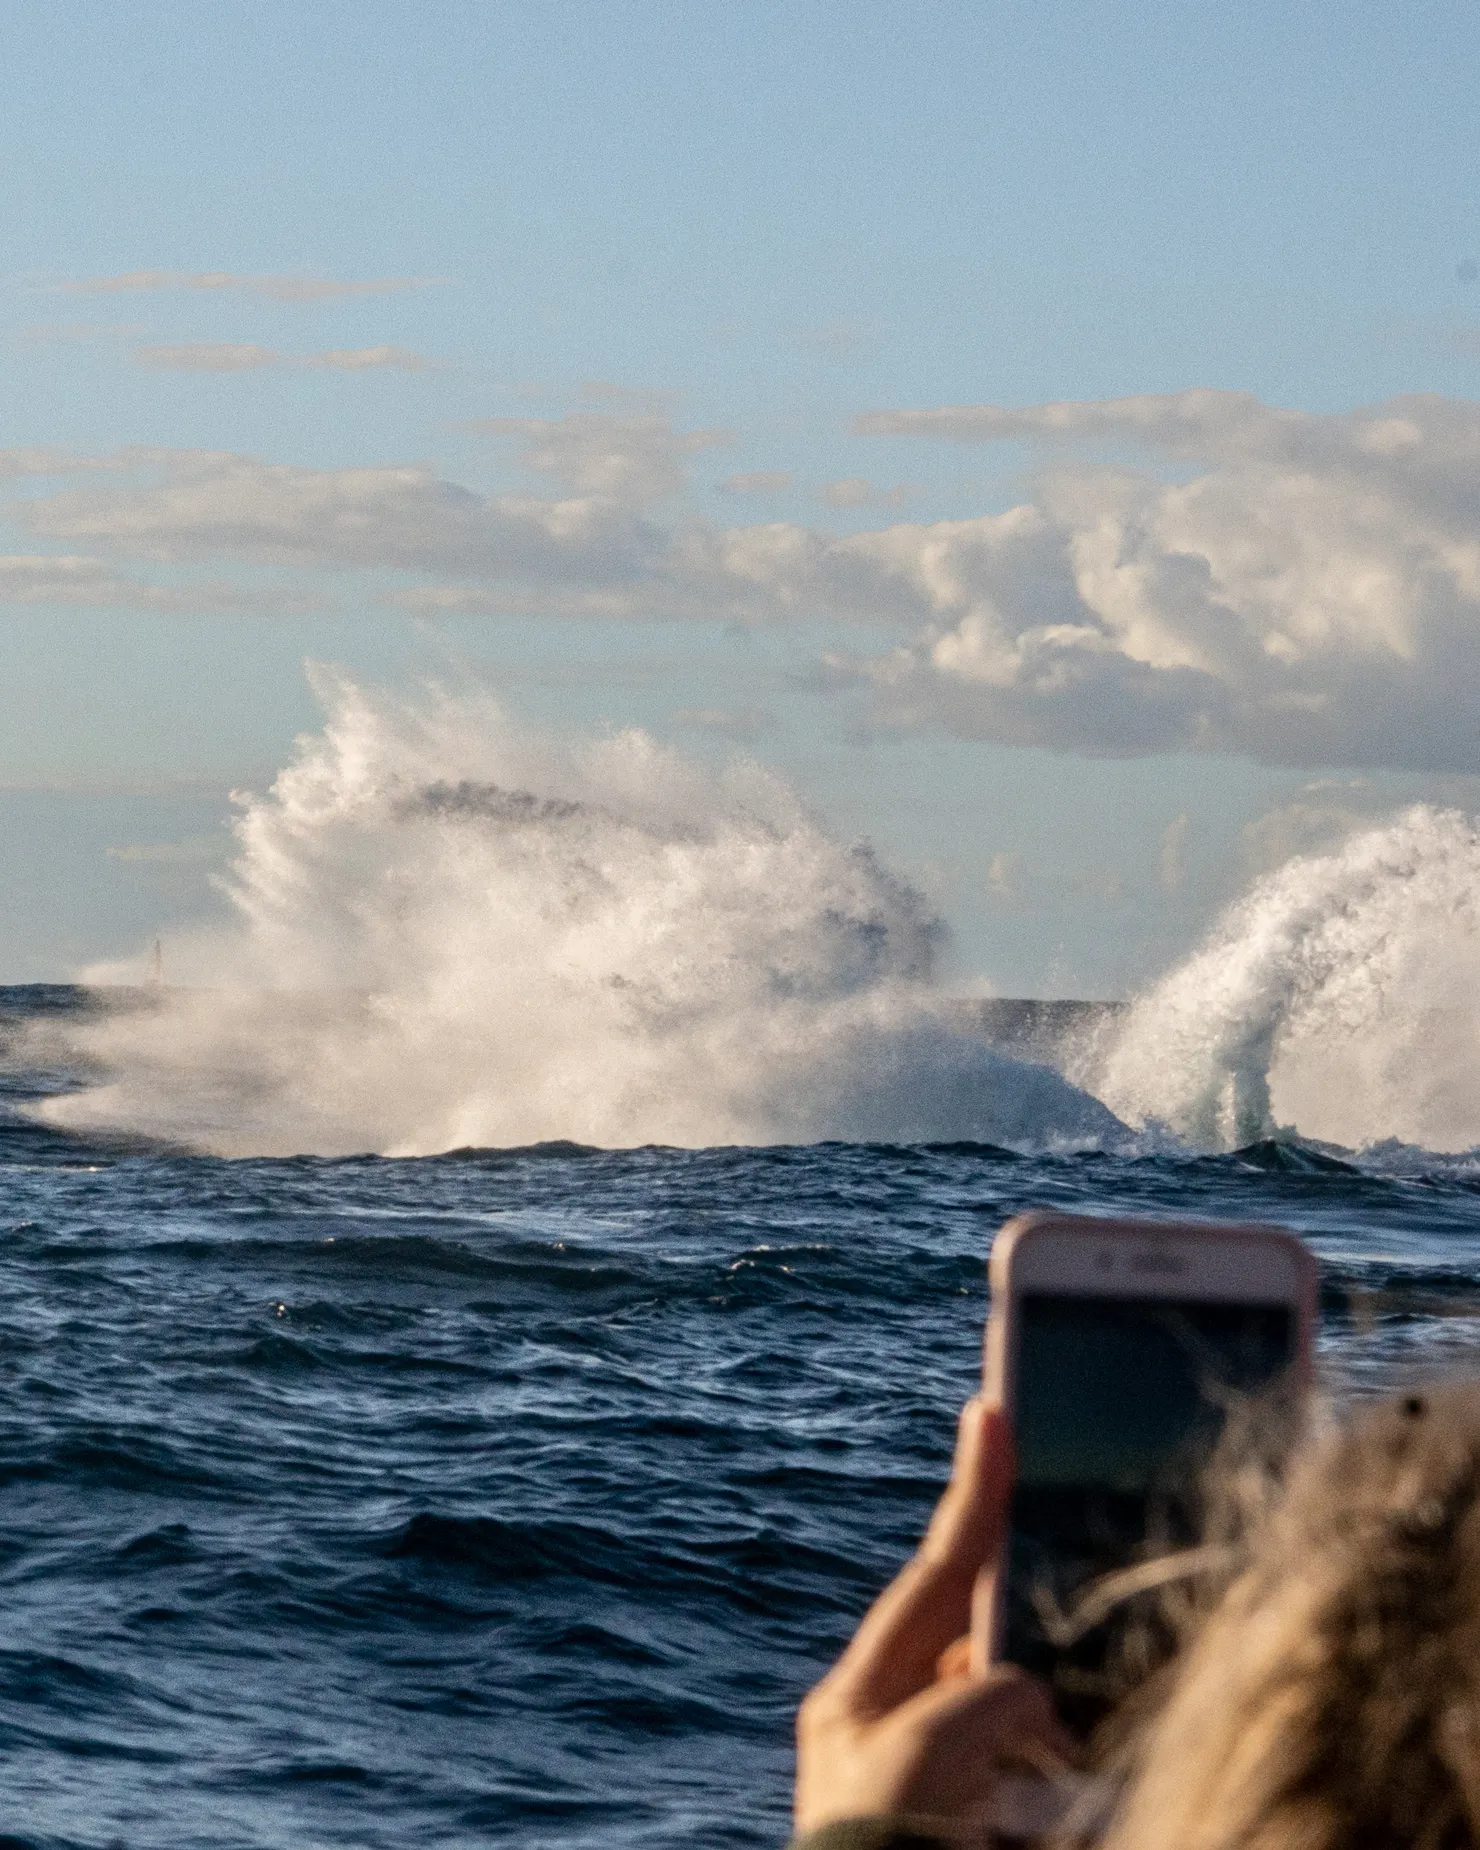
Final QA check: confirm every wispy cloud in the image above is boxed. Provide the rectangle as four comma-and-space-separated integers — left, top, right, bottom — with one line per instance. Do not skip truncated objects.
13, 449, 655, 587
717, 470, 794, 497
134, 342, 438, 373
671, 705, 769, 741
0, 447, 134, 478
382, 584, 648, 619
0, 553, 248, 610
820, 477, 920, 510
314, 345, 436, 372
134, 343, 277, 373
461, 411, 732, 505
45, 270, 449, 301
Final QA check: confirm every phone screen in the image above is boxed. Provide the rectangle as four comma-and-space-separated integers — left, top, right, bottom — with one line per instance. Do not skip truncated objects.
1005, 1290, 1296, 1735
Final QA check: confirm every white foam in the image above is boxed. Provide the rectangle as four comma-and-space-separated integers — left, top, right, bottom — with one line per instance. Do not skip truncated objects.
41, 672, 1119, 1156
1078, 804, 1480, 1153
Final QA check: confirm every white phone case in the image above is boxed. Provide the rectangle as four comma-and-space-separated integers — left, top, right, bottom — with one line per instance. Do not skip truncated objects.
973, 1209, 1317, 1673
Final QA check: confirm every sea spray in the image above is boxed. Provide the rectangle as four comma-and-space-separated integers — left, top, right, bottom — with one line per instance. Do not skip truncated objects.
1078, 804, 1480, 1152
40, 674, 1118, 1155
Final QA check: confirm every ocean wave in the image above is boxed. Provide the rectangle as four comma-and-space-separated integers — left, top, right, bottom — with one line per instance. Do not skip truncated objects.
34, 675, 1120, 1156
1076, 806, 1480, 1153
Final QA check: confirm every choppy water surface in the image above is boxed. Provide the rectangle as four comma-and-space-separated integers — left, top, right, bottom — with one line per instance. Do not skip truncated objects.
4, 989, 1480, 1848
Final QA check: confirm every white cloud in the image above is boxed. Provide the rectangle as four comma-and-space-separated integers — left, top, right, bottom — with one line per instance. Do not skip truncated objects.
842, 389, 1480, 768
13, 448, 667, 591
1237, 784, 1390, 875
134, 342, 438, 373
0, 553, 246, 610
315, 345, 435, 372
855, 389, 1296, 453
135, 343, 279, 372
820, 477, 920, 509
5, 439, 802, 624
672, 705, 769, 740
0, 447, 132, 478
17, 390, 1480, 770
461, 411, 732, 506
46, 270, 447, 301
381, 584, 657, 619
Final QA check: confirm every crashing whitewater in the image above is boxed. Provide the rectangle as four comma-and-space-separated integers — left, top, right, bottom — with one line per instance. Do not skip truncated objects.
38, 675, 1116, 1156
34, 677, 1480, 1159
1075, 803, 1480, 1155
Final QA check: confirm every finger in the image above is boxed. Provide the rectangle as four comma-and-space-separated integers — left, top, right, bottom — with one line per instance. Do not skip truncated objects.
829, 1398, 1014, 1711
934, 1635, 971, 1682
968, 1556, 999, 1678
905, 1664, 1077, 1773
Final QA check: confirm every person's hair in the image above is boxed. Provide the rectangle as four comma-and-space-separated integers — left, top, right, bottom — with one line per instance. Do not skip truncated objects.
1092, 1382, 1480, 1850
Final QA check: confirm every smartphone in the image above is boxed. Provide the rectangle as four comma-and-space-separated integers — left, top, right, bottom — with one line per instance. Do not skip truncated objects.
978, 1210, 1317, 1738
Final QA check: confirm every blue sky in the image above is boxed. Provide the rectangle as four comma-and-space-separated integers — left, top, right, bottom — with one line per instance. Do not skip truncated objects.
5, 0, 1480, 989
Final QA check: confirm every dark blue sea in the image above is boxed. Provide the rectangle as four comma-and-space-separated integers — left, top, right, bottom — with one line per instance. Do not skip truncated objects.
3, 986, 1478, 1849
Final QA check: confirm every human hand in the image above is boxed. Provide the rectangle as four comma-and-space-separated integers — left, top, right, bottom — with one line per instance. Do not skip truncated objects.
793, 1397, 1073, 1843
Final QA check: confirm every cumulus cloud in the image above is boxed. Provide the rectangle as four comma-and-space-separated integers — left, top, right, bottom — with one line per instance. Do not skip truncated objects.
843, 389, 1480, 768
46, 270, 446, 301
17, 389, 1480, 769
134, 342, 437, 372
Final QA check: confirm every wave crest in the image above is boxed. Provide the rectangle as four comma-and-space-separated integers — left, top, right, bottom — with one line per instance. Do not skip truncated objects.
1080, 805, 1480, 1153
41, 674, 1118, 1156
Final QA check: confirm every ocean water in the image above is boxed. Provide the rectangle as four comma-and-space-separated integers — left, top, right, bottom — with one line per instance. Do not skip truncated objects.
6, 983, 1480, 1849
8, 681, 1480, 1847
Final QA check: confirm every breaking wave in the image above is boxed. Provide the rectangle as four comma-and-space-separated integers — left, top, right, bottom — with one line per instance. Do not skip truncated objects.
1080, 805, 1480, 1153
40, 673, 1118, 1156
